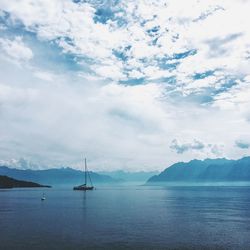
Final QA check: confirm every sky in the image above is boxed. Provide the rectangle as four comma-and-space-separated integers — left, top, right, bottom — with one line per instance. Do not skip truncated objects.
0, 0, 250, 171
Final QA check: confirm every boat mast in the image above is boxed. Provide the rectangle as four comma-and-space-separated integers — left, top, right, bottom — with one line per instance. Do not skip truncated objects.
85, 157, 87, 186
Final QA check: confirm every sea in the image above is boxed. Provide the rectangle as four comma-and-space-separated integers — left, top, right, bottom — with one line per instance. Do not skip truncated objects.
1, 184, 250, 250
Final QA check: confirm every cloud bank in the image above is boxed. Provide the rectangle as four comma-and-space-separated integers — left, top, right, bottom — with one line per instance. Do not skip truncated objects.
0, 0, 250, 170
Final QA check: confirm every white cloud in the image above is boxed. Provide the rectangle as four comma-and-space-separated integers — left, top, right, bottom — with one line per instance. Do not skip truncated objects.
2, 0, 250, 90
213, 77, 250, 110
235, 140, 250, 149
94, 64, 125, 81
0, 1, 250, 170
0, 1, 248, 87
0, 83, 37, 105
170, 139, 205, 154
0, 36, 33, 63
170, 138, 224, 157
33, 70, 57, 82
1, 58, 247, 170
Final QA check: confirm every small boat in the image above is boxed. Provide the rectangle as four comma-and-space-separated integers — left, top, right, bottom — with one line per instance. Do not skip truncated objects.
73, 158, 94, 191
41, 193, 46, 201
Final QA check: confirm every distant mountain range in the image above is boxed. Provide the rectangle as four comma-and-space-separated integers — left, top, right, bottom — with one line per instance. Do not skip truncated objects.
4, 156, 250, 186
0, 175, 51, 189
0, 166, 121, 186
147, 157, 250, 184
98, 170, 159, 182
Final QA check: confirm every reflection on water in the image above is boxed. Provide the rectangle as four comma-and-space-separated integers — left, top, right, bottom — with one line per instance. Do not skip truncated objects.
1, 185, 250, 249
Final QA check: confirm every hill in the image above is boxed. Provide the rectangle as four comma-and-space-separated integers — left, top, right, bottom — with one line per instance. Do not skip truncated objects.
0, 166, 121, 186
147, 157, 250, 184
0, 175, 51, 188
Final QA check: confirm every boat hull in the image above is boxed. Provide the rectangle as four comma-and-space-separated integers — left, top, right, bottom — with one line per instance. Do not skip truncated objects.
73, 185, 94, 191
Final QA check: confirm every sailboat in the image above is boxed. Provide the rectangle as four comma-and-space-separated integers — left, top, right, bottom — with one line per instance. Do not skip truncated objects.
73, 158, 94, 191
41, 193, 46, 201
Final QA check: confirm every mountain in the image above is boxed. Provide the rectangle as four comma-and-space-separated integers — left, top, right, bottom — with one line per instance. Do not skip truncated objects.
0, 166, 121, 186
147, 157, 250, 184
98, 170, 160, 182
0, 175, 51, 189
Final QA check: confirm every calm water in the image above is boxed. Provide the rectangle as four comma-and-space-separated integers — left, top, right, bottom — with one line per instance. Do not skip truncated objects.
1, 185, 250, 250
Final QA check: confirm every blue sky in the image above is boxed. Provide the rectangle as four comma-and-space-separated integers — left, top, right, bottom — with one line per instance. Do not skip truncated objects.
0, 0, 250, 170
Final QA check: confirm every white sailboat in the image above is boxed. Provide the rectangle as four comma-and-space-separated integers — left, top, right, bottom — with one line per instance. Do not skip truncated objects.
41, 193, 46, 201
73, 158, 94, 191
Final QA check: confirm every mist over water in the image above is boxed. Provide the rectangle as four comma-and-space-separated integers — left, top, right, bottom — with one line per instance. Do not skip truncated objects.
1, 185, 250, 249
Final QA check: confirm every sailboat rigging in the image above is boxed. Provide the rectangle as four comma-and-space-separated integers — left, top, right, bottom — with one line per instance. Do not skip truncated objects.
73, 158, 94, 191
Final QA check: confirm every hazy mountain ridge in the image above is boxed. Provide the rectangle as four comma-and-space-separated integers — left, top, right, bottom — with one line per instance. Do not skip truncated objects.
147, 157, 250, 183
98, 170, 160, 182
0, 166, 121, 186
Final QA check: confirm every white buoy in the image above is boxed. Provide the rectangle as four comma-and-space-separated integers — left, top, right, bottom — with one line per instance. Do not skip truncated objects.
41, 193, 46, 201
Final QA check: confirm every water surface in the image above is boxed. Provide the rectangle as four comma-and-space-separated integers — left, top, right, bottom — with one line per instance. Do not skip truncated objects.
1, 185, 250, 249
